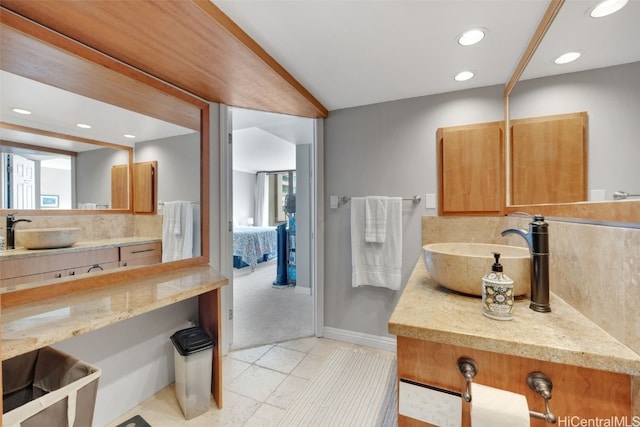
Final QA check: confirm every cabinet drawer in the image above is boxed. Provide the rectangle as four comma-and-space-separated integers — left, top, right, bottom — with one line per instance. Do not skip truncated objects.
120, 256, 162, 268
0, 247, 119, 280
120, 242, 162, 261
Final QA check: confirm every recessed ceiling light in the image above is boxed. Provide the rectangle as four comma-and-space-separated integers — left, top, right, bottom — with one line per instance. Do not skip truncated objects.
589, 0, 628, 18
76, 123, 92, 129
12, 108, 32, 115
454, 71, 475, 82
554, 51, 581, 65
123, 134, 136, 139
458, 29, 485, 46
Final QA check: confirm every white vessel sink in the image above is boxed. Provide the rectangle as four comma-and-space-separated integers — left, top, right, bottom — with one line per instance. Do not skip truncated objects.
16, 228, 81, 250
423, 243, 530, 296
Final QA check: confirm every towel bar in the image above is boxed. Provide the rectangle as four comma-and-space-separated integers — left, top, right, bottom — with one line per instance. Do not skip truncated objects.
340, 195, 421, 206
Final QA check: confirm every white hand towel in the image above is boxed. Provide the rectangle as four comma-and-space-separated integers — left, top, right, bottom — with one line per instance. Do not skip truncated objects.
163, 201, 182, 235
351, 197, 402, 290
471, 383, 530, 427
162, 201, 194, 262
365, 196, 388, 243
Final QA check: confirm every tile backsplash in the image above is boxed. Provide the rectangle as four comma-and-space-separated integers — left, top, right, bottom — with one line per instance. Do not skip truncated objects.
422, 216, 640, 355
1, 214, 162, 244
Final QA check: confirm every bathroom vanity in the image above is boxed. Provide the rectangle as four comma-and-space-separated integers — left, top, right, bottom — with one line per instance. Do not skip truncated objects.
389, 259, 640, 427
0, 238, 162, 288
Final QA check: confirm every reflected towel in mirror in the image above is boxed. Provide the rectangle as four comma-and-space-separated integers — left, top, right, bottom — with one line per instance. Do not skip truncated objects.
162, 201, 193, 262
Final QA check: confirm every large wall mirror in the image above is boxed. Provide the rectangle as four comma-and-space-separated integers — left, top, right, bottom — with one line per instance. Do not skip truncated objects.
506, 0, 640, 223
1, 10, 209, 275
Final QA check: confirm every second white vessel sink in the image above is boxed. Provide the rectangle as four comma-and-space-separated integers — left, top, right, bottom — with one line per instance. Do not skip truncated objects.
423, 242, 530, 296
16, 228, 81, 250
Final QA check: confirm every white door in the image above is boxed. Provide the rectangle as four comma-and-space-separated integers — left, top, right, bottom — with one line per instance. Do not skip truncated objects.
11, 154, 36, 209
219, 105, 324, 353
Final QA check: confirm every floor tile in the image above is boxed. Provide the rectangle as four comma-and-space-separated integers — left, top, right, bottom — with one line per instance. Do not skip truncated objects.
244, 403, 286, 427
228, 344, 273, 364
226, 365, 287, 402
278, 336, 319, 353
255, 346, 305, 374
309, 338, 355, 357
290, 352, 327, 379
185, 390, 260, 427
265, 375, 309, 409
224, 356, 252, 386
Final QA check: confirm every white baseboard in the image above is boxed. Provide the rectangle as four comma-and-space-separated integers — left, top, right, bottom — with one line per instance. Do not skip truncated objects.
295, 286, 312, 295
322, 327, 397, 353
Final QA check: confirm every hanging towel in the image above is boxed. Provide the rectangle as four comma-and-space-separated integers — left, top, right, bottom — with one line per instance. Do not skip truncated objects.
365, 196, 388, 243
162, 201, 194, 262
163, 201, 182, 235
351, 197, 402, 290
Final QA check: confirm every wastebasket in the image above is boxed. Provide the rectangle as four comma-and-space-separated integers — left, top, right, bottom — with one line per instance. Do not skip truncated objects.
2, 346, 101, 427
170, 326, 214, 420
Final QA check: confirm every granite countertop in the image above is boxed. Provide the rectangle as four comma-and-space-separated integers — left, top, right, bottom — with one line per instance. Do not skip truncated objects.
0, 237, 161, 260
2, 265, 228, 361
389, 258, 640, 376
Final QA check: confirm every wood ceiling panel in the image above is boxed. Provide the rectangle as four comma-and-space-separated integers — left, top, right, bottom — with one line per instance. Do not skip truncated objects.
0, 0, 328, 118
0, 10, 203, 130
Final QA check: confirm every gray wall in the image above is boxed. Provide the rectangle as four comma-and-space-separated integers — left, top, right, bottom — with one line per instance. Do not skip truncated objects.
135, 132, 200, 204
232, 170, 255, 225
323, 85, 505, 338
76, 148, 129, 207
510, 61, 640, 199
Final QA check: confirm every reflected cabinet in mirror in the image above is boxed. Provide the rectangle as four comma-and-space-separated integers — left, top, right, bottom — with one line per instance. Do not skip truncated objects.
0, 8, 209, 293
506, 0, 640, 223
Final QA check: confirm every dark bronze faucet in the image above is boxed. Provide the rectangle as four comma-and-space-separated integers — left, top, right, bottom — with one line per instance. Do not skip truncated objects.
6, 214, 32, 249
501, 215, 550, 312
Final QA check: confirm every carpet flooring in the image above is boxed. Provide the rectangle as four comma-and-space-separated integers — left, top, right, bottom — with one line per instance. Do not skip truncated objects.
232, 259, 314, 350
278, 347, 398, 427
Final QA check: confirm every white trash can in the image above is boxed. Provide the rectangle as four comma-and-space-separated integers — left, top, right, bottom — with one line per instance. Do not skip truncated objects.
170, 327, 214, 420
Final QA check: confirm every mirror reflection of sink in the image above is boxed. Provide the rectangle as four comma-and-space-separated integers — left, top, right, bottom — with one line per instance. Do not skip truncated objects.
423, 243, 530, 296
16, 228, 81, 250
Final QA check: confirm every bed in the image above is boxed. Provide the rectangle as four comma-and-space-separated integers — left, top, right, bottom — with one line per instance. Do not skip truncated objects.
233, 226, 278, 269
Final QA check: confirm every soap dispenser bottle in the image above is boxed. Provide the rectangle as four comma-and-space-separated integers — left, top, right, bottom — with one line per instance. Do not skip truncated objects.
482, 252, 515, 320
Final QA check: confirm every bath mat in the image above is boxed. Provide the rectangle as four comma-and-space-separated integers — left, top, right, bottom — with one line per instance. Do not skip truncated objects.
115, 415, 151, 427
278, 347, 398, 426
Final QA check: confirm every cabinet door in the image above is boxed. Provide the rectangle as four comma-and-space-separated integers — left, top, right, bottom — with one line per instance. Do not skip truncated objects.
438, 122, 504, 215
111, 164, 130, 209
133, 161, 157, 214
510, 112, 587, 205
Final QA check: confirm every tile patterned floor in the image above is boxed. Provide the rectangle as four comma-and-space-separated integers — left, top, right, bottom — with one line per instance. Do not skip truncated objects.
107, 337, 395, 427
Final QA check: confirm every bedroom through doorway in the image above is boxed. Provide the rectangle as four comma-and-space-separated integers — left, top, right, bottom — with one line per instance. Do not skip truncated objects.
230, 107, 315, 350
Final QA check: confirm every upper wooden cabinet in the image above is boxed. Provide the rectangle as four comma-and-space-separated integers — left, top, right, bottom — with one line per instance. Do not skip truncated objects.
110, 164, 130, 210
437, 122, 505, 216
133, 161, 157, 214
437, 112, 588, 215
510, 112, 588, 205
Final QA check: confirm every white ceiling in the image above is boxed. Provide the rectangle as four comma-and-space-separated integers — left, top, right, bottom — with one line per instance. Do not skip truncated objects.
214, 0, 640, 111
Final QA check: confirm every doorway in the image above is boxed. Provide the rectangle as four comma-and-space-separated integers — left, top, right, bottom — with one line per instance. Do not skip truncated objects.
228, 107, 316, 350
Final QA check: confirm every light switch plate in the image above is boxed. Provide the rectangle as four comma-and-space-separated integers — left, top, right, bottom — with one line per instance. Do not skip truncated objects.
330, 195, 339, 209
425, 193, 437, 209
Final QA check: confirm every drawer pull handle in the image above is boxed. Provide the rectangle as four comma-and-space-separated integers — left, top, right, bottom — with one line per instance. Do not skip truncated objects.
131, 248, 155, 254
87, 264, 104, 273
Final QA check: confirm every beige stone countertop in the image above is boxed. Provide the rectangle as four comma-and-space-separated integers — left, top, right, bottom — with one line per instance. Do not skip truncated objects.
0, 237, 161, 260
389, 258, 640, 376
2, 265, 227, 361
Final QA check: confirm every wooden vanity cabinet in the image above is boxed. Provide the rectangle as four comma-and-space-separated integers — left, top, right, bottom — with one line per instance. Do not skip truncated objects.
119, 242, 162, 267
397, 337, 634, 427
437, 122, 505, 216
0, 248, 120, 287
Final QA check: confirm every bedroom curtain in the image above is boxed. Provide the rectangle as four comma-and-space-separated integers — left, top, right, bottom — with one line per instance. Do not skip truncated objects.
254, 172, 268, 227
